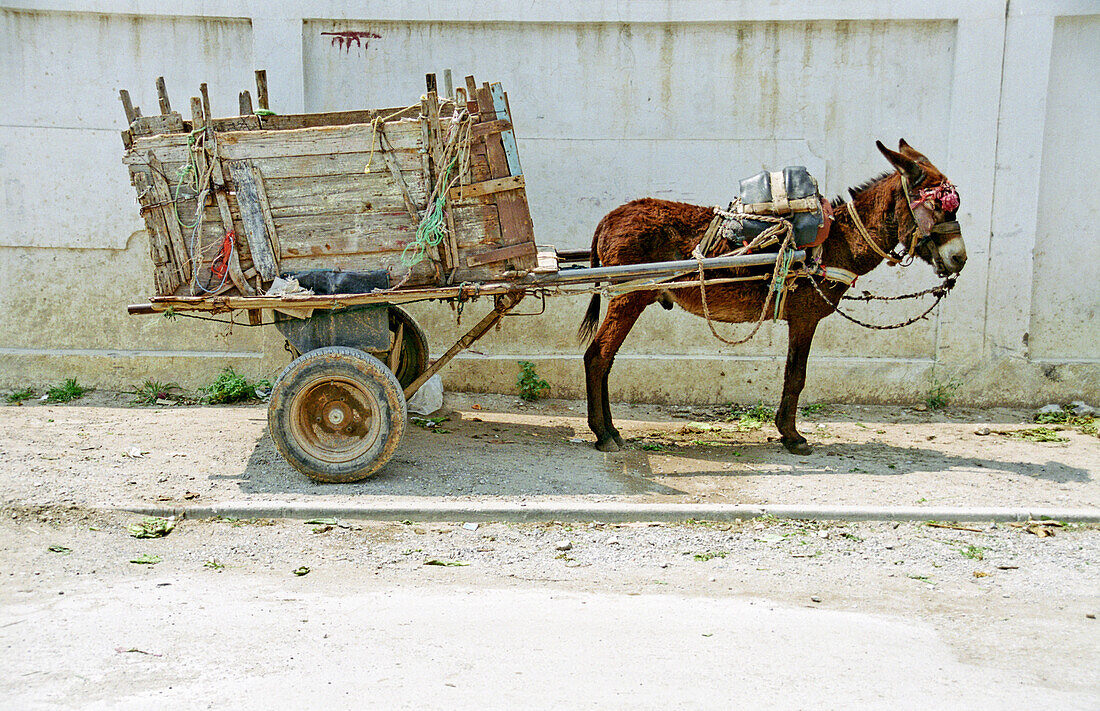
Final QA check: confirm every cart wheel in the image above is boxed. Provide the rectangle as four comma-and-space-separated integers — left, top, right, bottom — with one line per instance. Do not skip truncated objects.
268, 346, 407, 483
387, 306, 429, 390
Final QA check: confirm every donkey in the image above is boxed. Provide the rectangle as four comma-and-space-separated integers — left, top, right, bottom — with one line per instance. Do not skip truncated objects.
579, 140, 967, 454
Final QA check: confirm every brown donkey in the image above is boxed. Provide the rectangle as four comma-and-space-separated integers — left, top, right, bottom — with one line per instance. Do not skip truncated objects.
579, 140, 967, 454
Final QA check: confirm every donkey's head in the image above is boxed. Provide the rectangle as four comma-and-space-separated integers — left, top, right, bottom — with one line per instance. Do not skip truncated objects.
876, 139, 966, 276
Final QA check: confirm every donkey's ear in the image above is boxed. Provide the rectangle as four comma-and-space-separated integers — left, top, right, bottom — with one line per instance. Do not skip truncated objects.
898, 138, 930, 163
877, 140, 925, 185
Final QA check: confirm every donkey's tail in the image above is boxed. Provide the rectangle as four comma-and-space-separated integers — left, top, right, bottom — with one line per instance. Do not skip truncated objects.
577, 229, 603, 344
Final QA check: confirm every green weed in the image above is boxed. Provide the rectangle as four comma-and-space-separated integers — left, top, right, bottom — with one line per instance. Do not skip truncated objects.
959, 544, 987, 561
132, 379, 181, 405
516, 361, 550, 401
725, 402, 775, 431
1004, 427, 1069, 443
925, 377, 960, 411
6, 388, 36, 403
800, 403, 829, 416
201, 368, 270, 404
46, 378, 87, 403
693, 551, 729, 561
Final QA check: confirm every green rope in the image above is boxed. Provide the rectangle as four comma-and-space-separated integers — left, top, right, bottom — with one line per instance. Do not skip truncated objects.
772, 242, 796, 320
401, 158, 456, 267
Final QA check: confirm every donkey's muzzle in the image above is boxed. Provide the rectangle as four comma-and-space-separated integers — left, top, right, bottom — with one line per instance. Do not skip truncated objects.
931, 221, 966, 274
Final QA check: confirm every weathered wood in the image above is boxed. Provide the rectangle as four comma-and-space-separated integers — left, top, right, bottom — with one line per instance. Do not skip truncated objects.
216, 120, 423, 159
473, 85, 537, 269
465, 241, 536, 267
144, 152, 192, 287
442, 69, 454, 101
264, 172, 428, 217
425, 91, 443, 172
425, 73, 437, 94
257, 105, 423, 130
490, 83, 522, 176
130, 113, 185, 137
239, 90, 253, 116
226, 160, 280, 280
470, 118, 513, 139
200, 83, 212, 126
255, 70, 269, 110
376, 126, 423, 228
121, 130, 133, 149
448, 175, 525, 201
156, 76, 171, 114
119, 89, 137, 124
276, 213, 418, 256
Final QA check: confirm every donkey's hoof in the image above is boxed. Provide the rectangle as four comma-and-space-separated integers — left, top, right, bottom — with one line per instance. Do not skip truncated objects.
782, 439, 814, 456
612, 432, 626, 447
595, 438, 622, 453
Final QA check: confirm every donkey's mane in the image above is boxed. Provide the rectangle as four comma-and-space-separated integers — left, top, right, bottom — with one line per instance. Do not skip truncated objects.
830, 171, 893, 208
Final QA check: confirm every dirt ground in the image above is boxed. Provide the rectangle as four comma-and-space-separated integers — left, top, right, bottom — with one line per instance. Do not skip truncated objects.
1, 507, 1097, 708
0, 391, 1097, 509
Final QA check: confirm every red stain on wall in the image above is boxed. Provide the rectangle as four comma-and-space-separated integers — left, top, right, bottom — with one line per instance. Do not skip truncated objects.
321, 31, 382, 52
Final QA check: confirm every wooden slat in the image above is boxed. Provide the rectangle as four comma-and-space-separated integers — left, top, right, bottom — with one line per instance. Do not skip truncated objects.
226, 160, 279, 281
490, 83, 522, 176
263, 173, 428, 218
119, 89, 137, 124
239, 90, 253, 116
377, 126, 423, 227
156, 76, 172, 114
130, 113, 184, 137
470, 118, 513, 139
144, 152, 191, 287
448, 175, 525, 201
255, 70, 269, 110
465, 241, 536, 267
257, 105, 424, 130
216, 121, 423, 160
276, 213, 417, 256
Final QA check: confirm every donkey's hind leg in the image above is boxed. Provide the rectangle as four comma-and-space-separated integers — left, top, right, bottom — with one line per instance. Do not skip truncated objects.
584, 292, 653, 452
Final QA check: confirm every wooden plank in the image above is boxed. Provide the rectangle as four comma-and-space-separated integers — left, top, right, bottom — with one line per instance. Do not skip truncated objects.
199, 83, 212, 125
255, 70, 269, 110
130, 113, 185, 137
377, 126, 423, 227
442, 69, 454, 100
465, 241, 536, 268
425, 73, 437, 94
196, 95, 254, 296
257, 105, 423, 130
263, 172, 428, 217
470, 118, 513, 139
144, 152, 191, 287
425, 91, 443, 174
156, 76, 171, 114
275, 213, 418, 256
490, 83, 522, 175
448, 175, 525, 201
473, 85, 537, 269
119, 89, 137, 124
239, 90, 253, 116
215, 120, 423, 159
226, 160, 279, 281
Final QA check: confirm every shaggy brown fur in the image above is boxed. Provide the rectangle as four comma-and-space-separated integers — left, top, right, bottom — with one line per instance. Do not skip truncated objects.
580, 140, 966, 453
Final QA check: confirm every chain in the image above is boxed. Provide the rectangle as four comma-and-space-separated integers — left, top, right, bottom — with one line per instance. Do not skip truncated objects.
804, 272, 956, 330
842, 281, 953, 302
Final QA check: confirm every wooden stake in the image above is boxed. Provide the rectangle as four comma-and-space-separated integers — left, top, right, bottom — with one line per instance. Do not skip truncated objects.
155, 76, 171, 114
239, 90, 253, 116
425, 73, 437, 94
119, 90, 136, 124
255, 70, 269, 110
199, 83, 212, 124
442, 69, 454, 100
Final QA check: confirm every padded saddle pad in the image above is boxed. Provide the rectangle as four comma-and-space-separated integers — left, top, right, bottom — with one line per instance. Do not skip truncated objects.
735, 166, 824, 249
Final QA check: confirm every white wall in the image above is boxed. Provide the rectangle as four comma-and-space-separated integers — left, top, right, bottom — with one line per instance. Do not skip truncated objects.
0, 1, 1096, 405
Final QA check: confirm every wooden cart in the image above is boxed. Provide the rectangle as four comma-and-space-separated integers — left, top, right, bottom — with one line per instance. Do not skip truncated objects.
122, 71, 805, 482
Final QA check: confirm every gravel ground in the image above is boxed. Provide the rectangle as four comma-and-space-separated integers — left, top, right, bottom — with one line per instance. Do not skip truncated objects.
2, 504, 1098, 707
1, 391, 1097, 509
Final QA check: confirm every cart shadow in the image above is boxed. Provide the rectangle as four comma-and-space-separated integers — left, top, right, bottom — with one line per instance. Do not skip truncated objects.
228, 421, 685, 496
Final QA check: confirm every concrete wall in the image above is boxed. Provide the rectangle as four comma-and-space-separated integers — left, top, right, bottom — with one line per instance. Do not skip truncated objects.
1, 1, 1096, 406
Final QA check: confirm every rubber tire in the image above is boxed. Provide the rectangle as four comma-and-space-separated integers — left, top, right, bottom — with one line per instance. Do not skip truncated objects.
387, 306, 430, 390
268, 346, 407, 483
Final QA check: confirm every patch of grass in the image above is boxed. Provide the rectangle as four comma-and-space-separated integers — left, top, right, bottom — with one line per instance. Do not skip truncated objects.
132, 379, 181, 405
725, 402, 775, 431
907, 574, 932, 583
692, 551, 729, 561
127, 516, 176, 539
800, 403, 828, 416
640, 442, 669, 452
411, 415, 450, 433
1004, 427, 1069, 443
130, 554, 161, 565
1034, 408, 1097, 437
925, 377, 960, 411
203, 559, 225, 570
959, 544, 987, 561
46, 378, 87, 403
6, 387, 36, 403
516, 361, 550, 401
840, 532, 863, 542
201, 367, 270, 405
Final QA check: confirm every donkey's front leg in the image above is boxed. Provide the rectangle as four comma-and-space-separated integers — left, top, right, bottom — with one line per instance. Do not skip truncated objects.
777, 316, 820, 455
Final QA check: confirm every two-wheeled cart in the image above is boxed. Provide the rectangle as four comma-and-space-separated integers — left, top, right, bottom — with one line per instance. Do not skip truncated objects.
121, 71, 807, 482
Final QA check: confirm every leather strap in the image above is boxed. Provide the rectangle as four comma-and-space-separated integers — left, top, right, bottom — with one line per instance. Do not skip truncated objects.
846, 201, 900, 265
769, 171, 790, 215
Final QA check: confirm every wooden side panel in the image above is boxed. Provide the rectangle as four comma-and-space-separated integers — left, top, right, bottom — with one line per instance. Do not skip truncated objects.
226, 160, 279, 281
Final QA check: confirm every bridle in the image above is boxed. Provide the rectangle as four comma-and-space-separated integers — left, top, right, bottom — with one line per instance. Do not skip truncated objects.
846, 171, 960, 268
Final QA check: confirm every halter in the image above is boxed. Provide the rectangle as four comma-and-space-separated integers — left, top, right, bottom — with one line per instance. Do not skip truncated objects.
846, 172, 960, 267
